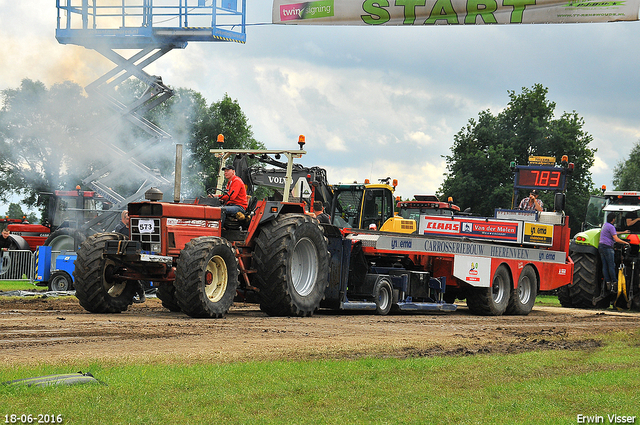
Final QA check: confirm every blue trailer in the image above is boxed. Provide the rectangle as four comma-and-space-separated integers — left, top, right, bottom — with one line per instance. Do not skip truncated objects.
34, 246, 76, 291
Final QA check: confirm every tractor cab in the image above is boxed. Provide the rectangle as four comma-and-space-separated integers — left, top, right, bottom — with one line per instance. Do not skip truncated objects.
329, 180, 396, 231
48, 189, 113, 229
577, 190, 640, 245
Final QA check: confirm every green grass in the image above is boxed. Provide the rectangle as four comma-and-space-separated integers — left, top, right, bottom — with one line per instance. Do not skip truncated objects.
0, 280, 43, 292
535, 294, 561, 306
2, 331, 639, 424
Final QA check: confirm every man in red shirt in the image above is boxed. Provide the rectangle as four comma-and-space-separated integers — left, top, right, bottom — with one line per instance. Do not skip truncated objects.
218, 164, 248, 227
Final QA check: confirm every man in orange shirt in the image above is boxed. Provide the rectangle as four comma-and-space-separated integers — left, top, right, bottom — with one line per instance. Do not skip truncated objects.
218, 164, 248, 227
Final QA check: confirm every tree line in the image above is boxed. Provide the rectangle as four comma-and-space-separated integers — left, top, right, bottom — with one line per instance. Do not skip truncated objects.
1, 79, 637, 232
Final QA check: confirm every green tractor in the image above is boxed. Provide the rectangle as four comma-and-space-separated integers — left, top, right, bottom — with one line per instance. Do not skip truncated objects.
559, 190, 640, 309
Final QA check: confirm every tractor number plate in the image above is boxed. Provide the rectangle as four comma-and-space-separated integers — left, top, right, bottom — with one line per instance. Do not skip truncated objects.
138, 219, 155, 233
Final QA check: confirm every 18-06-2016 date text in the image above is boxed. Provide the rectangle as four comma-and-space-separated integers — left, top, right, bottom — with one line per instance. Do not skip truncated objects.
5, 414, 63, 424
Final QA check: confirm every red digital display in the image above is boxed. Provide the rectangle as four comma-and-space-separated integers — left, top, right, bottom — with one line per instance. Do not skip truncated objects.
516, 168, 565, 190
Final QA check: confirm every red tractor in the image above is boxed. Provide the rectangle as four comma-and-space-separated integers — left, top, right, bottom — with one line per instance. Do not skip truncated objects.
73, 142, 331, 317
3, 188, 116, 252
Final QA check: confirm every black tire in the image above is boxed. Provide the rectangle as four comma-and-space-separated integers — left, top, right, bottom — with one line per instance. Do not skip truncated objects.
174, 237, 238, 318
556, 284, 572, 307
253, 214, 330, 317
49, 270, 74, 291
562, 252, 608, 308
45, 228, 86, 252
374, 277, 393, 316
157, 283, 181, 312
73, 232, 137, 313
466, 265, 511, 316
506, 266, 537, 315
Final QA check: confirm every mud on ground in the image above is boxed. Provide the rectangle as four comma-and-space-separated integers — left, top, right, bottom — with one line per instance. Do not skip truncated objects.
0, 296, 637, 365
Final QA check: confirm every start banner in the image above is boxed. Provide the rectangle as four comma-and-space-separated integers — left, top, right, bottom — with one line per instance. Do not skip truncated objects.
272, 0, 639, 25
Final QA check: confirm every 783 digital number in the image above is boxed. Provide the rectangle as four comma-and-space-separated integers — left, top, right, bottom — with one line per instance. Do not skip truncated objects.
5, 414, 63, 424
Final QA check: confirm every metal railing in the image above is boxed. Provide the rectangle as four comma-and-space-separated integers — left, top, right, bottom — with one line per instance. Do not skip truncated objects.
56, 0, 246, 32
0, 250, 35, 282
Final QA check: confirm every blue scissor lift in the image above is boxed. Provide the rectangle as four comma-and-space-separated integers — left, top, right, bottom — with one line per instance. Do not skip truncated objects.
37, 2, 246, 290
55, 1, 246, 209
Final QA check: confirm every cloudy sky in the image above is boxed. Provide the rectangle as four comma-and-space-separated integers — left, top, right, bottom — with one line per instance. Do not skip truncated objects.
1, 1, 639, 215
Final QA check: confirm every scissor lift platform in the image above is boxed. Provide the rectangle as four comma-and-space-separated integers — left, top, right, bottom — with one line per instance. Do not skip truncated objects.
56, 0, 246, 49
53, 1, 247, 214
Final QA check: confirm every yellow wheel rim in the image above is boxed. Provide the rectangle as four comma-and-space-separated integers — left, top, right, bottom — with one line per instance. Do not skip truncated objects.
205, 255, 228, 303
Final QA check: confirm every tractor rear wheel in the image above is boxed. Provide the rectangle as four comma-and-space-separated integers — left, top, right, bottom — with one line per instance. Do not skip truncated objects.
466, 265, 511, 316
174, 237, 238, 318
44, 228, 86, 252
506, 266, 537, 315
157, 283, 181, 312
253, 214, 329, 317
561, 252, 608, 308
73, 233, 137, 313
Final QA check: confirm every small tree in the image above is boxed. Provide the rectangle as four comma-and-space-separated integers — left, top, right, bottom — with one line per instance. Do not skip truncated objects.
613, 140, 640, 190
188, 93, 265, 196
5, 203, 24, 219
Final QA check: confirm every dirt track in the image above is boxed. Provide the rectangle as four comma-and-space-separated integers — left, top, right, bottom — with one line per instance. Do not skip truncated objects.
1, 295, 638, 365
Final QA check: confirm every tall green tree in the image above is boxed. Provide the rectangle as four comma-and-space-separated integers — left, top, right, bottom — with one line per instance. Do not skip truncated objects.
5, 203, 24, 220
188, 93, 265, 195
439, 84, 595, 234
613, 140, 640, 190
0, 79, 96, 208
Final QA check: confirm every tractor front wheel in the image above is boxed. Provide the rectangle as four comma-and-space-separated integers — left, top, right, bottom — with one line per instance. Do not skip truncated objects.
174, 237, 238, 318
73, 233, 137, 313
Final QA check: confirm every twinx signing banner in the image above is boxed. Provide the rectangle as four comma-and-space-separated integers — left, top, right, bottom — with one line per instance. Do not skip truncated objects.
272, 0, 639, 25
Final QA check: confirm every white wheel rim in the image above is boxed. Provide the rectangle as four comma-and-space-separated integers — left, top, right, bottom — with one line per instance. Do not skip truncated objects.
291, 237, 318, 296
